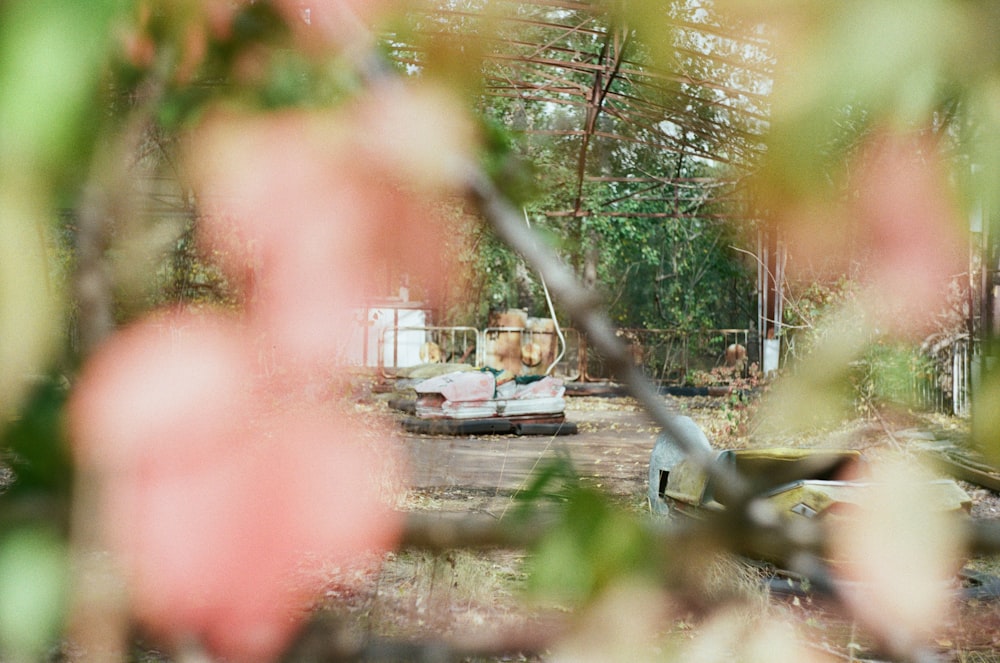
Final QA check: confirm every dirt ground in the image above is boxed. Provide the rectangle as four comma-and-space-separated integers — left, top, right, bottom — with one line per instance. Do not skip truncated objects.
402, 395, 660, 508
342, 389, 1000, 662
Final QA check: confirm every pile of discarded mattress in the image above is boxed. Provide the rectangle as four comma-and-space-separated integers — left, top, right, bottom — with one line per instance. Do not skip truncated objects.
400, 369, 577, 436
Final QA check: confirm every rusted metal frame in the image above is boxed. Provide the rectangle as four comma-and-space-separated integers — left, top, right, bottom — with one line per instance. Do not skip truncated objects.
542, 210, 740, 220
487, 50, 619, 75
569, 24, 627, 215
436, 2, 771, 58
500, 52, 771, 114
596, 92, 761, 161
520, 127, 732, 164
617, 60, 771, 106
486, 58, 594, 96
429, 7, 606, 41
490, 0, 597, 13
488, 53, 769, 126
590, 182, 743, 216
594, 180, 664, 209
480, 80, 581, 109
589, 125, 731, 165
483, 85, 587, 102
493, 53, 770, 112
617, 49, 771, 95
599, 100, 737, 151
510, 13, 601, 64
431, 5, 603, 34
670, 16, 771, 48
405, 4, 772, 153
484, 59, 766, 142
562, 129, 731, 166
588, 129, 735, 164
648, 68, 769, 114
611, 73, 771, 126
399, 27, 604, 69
591, 81, 767, 150
601, 88, 767, 151
481, 35, 608, 67
584, 175, 742, 187
420, 9, 605, 63
601, 102, 766, 158
484, 66, 589, 96
578, 105, 760, 170
482, 92, 590, 111
495, 50, 609, 82
671, 41, 774, 78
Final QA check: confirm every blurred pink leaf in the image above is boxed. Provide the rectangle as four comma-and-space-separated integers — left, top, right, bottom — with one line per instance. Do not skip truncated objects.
272, 0, 395, 49
767, 128, 967, 340
70, 303, 402, 662
850, 129, 967, 337
827, 459, 964, 656
187, 88, 472, 364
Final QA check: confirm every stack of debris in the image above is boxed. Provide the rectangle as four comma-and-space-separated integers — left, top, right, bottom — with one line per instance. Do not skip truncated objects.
401, 369, 576, 436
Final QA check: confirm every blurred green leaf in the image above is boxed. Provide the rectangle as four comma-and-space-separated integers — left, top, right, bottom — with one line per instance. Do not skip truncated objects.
0, 0, 124, 417
972, 366, 1000, 466
525, 483, 657, 603
0, 0, 123, 176
0, 526, 68, 660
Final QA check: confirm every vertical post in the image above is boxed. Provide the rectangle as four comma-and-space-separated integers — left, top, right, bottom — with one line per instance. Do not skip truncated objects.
758, 227, 783, 375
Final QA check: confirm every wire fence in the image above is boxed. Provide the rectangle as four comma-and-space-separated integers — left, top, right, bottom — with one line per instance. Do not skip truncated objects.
373, 325, 750, 385
910, 335, 974, 417
371, 322, 976, 417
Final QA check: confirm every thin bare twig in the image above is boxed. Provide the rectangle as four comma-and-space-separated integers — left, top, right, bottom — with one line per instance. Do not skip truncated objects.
464, 166, 740, 495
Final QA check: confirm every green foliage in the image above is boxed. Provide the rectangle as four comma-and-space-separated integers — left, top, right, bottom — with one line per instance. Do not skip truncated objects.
468, 1, 757, 331
850, 340, 930, 417
513, 459, 658, 604
1, 376, 73, 507
152, 220, 238, 309
0, 0, 121, 183
782, 277, 862, 362
588, 208, 752, 331
0, 525, 68, 660
783, 277, 860, 331
973, 368, 1000, 466
476, 111, 755, 330
478, 114, 540, 206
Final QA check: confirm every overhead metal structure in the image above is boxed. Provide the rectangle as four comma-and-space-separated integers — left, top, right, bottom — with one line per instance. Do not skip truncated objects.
388, 0, 780, 360
391, 0, 773, 213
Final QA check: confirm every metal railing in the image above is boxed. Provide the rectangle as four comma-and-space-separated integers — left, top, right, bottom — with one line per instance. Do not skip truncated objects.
582, 328, 750, 384
377, 326, 480, 379
376, 324, 749, 386
481, 326, 582, 381
912, 335, 974, 417
373, 323, 977, 414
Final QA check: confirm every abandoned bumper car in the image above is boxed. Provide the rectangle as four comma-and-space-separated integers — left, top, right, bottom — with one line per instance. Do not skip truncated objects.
646, 418, 1000, 603
648, 416, 971, 522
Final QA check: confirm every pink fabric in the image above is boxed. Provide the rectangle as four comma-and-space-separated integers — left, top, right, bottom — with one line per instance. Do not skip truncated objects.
512, 377, 564, 400
415, 371, 496, 402
414, 373, 566, 420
